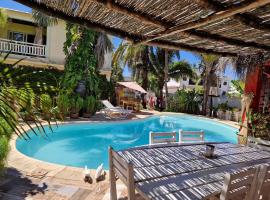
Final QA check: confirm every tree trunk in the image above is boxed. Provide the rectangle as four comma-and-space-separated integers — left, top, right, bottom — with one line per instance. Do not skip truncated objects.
141, 66, 148, 90
34, 26, 43, 44
202, 75, 210, 115
158, 81, 164, 111
164, 49, 169, 110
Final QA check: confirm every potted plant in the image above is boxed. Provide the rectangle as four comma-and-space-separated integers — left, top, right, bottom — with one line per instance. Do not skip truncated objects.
83, 96, 96, 118
225, 109, 232, 121
56, 94, 70, 119
40, 94, 53, 120
217, 102, 227, 120
70, 96, 84, 119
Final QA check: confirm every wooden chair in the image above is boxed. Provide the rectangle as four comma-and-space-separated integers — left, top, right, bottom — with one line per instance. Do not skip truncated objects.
247, 136, 270, 152
213, 168, 259, 200
179, 129, 204, 143
254, 165, 270, 200
149, 131, 177, 145
109, 146, 135, 200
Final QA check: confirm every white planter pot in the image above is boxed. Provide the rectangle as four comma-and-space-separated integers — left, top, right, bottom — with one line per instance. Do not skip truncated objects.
225, 110, 232, 121
233, 111, 241, 122
217, 110, 226, 119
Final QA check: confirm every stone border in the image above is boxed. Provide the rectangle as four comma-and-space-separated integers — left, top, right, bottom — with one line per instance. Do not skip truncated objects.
8, 111, 239, 179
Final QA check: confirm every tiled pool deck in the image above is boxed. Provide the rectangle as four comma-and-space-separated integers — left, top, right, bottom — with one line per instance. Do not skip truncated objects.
1, 111, 239, 200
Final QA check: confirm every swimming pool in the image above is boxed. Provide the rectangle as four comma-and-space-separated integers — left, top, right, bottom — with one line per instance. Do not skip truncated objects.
16, 115, 238, 169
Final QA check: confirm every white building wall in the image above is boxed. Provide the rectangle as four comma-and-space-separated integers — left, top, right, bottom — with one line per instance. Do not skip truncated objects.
46, 20, 66, 65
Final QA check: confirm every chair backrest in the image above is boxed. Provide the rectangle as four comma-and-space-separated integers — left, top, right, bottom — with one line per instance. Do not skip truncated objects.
149, 131, 177, 145
220, 167, 258, 200
247, 136, 270, 152
101, 100, 115, 109
254, 165, 270, 200
109, 147, 135, 199
179, 130, 204, 143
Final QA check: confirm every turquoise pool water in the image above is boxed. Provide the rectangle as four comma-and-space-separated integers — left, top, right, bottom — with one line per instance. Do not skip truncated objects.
16, 115, 238, 169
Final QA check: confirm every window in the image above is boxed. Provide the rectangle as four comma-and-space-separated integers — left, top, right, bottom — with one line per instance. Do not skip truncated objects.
9, 31, 26, 42
222, 91, 226, 96
219, 84, 221, 88
27, 34, 35, 43
183, 76, 187, 81
223, 81, 227, 86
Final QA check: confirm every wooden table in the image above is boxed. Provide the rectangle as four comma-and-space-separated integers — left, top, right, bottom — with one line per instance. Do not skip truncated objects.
110, 142, 270, 200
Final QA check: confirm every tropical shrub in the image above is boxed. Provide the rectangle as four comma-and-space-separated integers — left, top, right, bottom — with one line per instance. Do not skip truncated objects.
70, 96, 84, 114
217, 101, 231, 112
84, 96, 96, 115
0, 53, 55, 172
167, 89, 202, 114
57, 93, 70, 117
40, 94, 53, 119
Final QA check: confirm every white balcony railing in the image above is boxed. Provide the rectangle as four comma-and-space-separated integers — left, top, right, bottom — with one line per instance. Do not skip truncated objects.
0, 38, 46, 57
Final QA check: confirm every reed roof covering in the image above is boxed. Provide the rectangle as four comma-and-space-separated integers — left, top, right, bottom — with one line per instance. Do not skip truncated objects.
16, 0, 270, 57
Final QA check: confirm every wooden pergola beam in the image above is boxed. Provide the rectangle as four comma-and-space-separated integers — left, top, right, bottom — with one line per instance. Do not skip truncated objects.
14, 0, 237, 57
187, 29, 270, 51
93, 0, 166, 29
147, 40, 237, 57
136, 0, 270, 45
197, 0, 270, 32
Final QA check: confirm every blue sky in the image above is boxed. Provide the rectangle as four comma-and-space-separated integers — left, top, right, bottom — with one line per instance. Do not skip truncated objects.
0, 0, 237, 79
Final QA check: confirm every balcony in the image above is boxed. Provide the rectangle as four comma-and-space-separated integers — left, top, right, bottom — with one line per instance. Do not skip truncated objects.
0, 38, 46, 57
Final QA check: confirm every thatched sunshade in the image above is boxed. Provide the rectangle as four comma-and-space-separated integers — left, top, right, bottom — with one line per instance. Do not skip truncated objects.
15, 0, 270, 56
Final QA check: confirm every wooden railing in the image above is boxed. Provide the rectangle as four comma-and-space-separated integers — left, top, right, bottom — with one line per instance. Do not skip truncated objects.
0, 38, 46, 57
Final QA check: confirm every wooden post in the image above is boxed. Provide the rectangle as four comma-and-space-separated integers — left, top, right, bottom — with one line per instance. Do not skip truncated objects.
109, 146, 117, 200
127, 162, 135, 200
164, 49, 169, 110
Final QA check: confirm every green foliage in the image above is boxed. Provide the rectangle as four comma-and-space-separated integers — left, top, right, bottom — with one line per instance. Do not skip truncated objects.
169, 61, 195, 82
70, 95, 84, 114
0, 136, 9, 172
61, 23, 99, 97
0, 53, 54, 138
40, 94, 53, 114
56, 93, 70, 116
0, 54, 56, 172
167, 89, 202, 114
229, 80, 245, 98
110, 62, 124, 83
248, 112, 270, 140
98, 75, 114, 100
217, 101, 232, 112
84, 96, 96, 114
32, 10, 58, 27
13, 66, 62, 96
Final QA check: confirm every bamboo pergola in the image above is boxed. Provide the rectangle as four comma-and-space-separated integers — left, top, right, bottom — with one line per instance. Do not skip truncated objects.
15, 0, 270, 57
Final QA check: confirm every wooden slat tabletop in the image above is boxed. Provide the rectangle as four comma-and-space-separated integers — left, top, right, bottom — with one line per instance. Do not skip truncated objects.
117, 143, 270, 200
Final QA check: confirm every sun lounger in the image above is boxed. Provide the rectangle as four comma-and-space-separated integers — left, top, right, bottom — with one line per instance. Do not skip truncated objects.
101, 100, 132, 119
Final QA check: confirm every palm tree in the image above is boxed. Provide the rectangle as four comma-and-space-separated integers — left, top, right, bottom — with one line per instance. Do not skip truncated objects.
94, 33, 113, 69
112, 42, 151, 90
198, 54, 220, 115
148, 47, 192, 99
198, 54, 231, 115
32, 10, 58, 44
